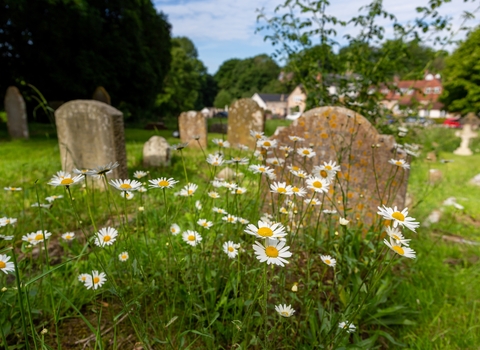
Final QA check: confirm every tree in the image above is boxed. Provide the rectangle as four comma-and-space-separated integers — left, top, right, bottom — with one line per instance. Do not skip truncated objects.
440, 27, 480, 115
0, 0, 171, 121
213, 89, 232, 109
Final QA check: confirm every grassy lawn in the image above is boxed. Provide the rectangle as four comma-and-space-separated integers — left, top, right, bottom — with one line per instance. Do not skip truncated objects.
0, 122, 479, 349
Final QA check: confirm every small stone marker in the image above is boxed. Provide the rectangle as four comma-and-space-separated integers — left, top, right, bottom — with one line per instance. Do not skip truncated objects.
143, 136, 170, 167
461, 112, 480, 130
228, 99, 264, 149
178, 111, 207, 149
469, 174, 480, 187
55, 100, 128, 179
4, 86, 29, 139
270, 106, 409, 227
92, 86, 111, 105
428, 169, 442, 183
454, 124, 478, 156
426, 151, 437, 162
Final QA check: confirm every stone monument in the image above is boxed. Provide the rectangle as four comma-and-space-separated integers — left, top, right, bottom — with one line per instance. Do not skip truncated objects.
453, 124, 478, 156
92, 86, 111, 105
143, 136, 170, 167
55, 100, 127, 179
270, 106, 409, 227
4, 86, 29, 139
178, 111, 207, 149
461, 112, 480, 130
228, 99, 264, 149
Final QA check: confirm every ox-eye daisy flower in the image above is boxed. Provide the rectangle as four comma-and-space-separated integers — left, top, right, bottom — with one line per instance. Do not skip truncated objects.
233, 187, 247, 195
252, 238, 292, 267
245, 221, 287, 240
238, 217, 249, 224
212, 139, 230, 148
149, 177, 179, 189
339, 321, 356, 333
305, 198, 321, 206
61, 232, 75, 241
270, 182, 293, 196
84, 271, 107, 290
48, 171, 83, 187
291, 186, 307, 197
291, 169, 308, 179
257, 139, 277, 149
46, 195, 63, 203
0, 217, 17, 226
94, 227, 118, 247
120, 191, 134, 200
170, 224, 181, 235
133, 170, 148, 179
0, 254, 15, 274
266, 157, 285, 166
78, 273, 91, 284
109, 179, 142, 192
389, 159, 410, 169
226, 156, 249, 165
22, 230, 52, 246
320, 255, 336, 267
377, 205, 419, 232
249, 165, 276, 178
223, 241, 240, 258
4, 187, 22, 191
170, 142, 189, 151
339, 217, 349, 226
297, 147, 316, 158
222, 214, 238, 224
250, 130, 265, 139
213, 207, 227, 215
119, 252, 129, 262
275, 304, 295, 317
208, 191, 220, 199
206, 153, 225, 166
385, 226, 411, 246
179, 183, 198, 196
384, 237, 416, 259
0, 235, 14, 241
288, 135, 304, 142
195, 200, 202, 210
87, 162, 119, 176
197, 219, 213, 229
306, 176, 330, 194
73, 168, 91, 176
182, 230, 202, 246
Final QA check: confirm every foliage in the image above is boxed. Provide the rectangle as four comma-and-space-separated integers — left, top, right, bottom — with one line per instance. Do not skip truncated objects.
441, 26, 480, 115
0, 0, 172, 121
213, 54, 284, 106
257, 0, 475, 124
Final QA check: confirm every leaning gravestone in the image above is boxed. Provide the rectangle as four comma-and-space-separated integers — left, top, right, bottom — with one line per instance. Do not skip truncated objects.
143, 136, 170, 167
270, 106, 409, 228
178, 111, 207, 149
4, 86, 29, 139
55, 100, 128, 179
228, 99, 264, 149
92, 86, 111, 105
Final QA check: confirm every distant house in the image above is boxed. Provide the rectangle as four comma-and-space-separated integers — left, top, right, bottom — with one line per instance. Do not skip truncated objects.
379, 73, 456, 119
251, 93, 288, 118
286, 85, 306, 119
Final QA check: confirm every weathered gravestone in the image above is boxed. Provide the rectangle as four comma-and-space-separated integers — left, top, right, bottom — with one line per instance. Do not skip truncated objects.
143, 136, 170, 167
228, 99, 264, 149
270, 106, 409, 228
92, 86, 111, 105
453, 124, 478, 156
461, 112, 480, 130
178, 111, 207, 149
4, 86, 29, 139
55, 100, 128, 179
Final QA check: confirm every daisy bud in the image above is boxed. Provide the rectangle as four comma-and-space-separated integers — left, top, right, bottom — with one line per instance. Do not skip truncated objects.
339, 217, 349, 226
291, 283, 298, 292
41, 329, 48, 335
1, 287, 7, 292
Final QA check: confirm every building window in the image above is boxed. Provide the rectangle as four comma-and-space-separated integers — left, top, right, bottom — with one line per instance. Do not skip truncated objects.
425, 88, 432, 94
434, 87, 441, 94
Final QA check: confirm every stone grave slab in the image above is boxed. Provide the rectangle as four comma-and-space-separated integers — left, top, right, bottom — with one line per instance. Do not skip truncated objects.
143, 136, 170, 167
55, 100, 127, 179
270, 106, 409, 228
4, 86, 29, 139
178, 111, 207, 149
228, 99, 264, 149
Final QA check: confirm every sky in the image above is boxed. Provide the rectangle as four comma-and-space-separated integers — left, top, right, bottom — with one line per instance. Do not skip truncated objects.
154, 0, 480, 75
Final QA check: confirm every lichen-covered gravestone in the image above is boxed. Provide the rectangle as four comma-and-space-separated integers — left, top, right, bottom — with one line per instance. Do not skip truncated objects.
178, 111, 207, 149
143, 136, 170, 167
55, 100, 128, 179
4, 86, 29, 139
271, 106, 409, 228
228, 99, 264, 149
92, 86, 111, 105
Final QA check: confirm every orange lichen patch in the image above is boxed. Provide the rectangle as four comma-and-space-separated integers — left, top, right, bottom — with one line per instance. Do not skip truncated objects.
366, 212, 373, 218
321, 133, 328, 139
328, 188, 334, 195
357, 203, 364, 210
383, 219, 392, 227
349, 127, 355, 133
330, 122, 337, 128
392, 180, 398, 186
347, 193, 354, 199
299, 121, 305, 127
344, 173, 350, 180
357, 140, 363, 147
380, 231, 387, 239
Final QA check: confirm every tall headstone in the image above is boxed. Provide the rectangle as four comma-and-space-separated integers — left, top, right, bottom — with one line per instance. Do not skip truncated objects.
143, 136, 170, 167
178, 111, 207, 149
228, 99, 264, 149
4, 86, 29, 139
55, 100, 127, 179
453, 124, 478, 156
271, 106, 409, 227
92, 86, 111, 105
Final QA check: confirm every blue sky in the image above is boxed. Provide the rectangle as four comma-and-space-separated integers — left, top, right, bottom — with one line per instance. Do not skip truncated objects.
154, 0, 480, 75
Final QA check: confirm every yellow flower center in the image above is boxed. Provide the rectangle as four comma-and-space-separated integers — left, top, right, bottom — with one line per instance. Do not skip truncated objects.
256, 134, 262, 139
302, 150, 310, 155
213, 161, 219, 165
120, 183, 131, 189
263, 141, 271, 147
60, 178, 73, 185
159, 180, 170, 187
325, 165, 332, 170
188, 235, 195, 241
392, 234, 401, 240
122, 254, 127, 259
395, 161, 403, 166
11, 187, 16, 190
171, 228, 176, 233
265, 246, 279, 257
393, 245, 405, 255
35, 234, 44, 241
5, 220, 10, 224
292, 187, 299, 192
312, 181, 322, 188
93, 277, 100, 284
236, 189, 242, 194
259, 167, 265, 172
188, 189, 194, 195
272, 160, 278, 164
228, 247, 234, 252
81, 276, 86, 281
320, 170, 328, 178
325, 259, 331, 265
281, 311, 289, 316
65, 235, 72, 240
277, 187, 286, 193
103, 235, 111, 242
228, 217, 234, 222
258, 227, 273, 237
0, 261, 6, 269
392, 211, 405, 221
292, 166, 299, 171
